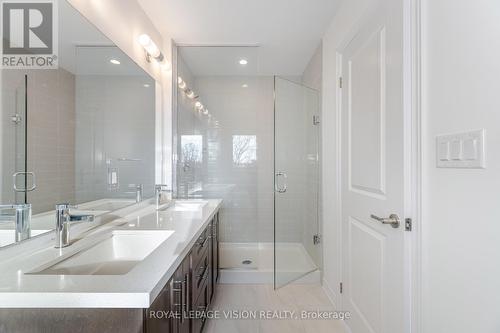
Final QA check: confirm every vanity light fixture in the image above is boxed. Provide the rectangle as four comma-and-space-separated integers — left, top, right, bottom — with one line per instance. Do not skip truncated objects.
195, 101, 203, 111
186, 89, 196, 99
138, 34, 171, 70
239, 59, 248, 65
178, 76, 187, 90
110, 59, 120, 65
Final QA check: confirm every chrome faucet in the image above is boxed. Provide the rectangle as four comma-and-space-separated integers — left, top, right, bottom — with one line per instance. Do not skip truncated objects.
126, 184, 143, 203
155, 184, 172, 209
55, 203, 95, 248
0, 204, 31, 242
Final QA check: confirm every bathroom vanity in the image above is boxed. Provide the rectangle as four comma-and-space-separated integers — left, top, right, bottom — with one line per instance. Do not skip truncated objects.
0, 199, 222, 333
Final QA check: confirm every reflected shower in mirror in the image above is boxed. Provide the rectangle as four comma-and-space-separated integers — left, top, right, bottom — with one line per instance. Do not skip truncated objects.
0, 0, 155, 248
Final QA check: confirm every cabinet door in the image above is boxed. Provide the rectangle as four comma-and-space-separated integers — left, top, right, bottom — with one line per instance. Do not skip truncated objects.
171, 254, 190, 333
192, 276, 209, 333
145, 284, 172, 333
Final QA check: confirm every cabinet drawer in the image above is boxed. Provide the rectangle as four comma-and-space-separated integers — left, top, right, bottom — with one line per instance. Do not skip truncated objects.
192, 249, 209, 305
191, 227, 209, 269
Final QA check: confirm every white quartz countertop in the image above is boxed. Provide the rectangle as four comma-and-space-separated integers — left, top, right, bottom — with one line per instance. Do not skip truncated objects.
0, 199, 222, 308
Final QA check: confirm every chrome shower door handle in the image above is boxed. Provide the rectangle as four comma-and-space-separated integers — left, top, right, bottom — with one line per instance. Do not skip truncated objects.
275, 171, 287, 193
12, 171, 36, 192
370, 214, 401, 228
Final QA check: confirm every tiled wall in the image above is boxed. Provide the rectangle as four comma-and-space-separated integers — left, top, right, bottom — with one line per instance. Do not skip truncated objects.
176, 68, 275, 243
75, 75, 156, 202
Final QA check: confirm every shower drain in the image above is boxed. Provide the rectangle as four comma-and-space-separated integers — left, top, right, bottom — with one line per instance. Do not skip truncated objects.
242, 260, 252, 265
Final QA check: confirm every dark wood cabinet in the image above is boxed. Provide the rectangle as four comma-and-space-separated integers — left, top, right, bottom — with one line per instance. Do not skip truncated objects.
144, 283, 172, 333
146, 210, 220, 333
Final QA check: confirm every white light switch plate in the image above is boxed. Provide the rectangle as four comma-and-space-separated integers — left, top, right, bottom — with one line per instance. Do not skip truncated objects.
436, 129, 485, 168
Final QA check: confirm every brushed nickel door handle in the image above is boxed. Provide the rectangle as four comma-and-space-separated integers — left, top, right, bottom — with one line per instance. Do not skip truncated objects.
275, 172, 287, 193
370, 214, 400, 228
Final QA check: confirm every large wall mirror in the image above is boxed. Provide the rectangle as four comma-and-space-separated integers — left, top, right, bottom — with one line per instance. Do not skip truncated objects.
0, 1, 156, 248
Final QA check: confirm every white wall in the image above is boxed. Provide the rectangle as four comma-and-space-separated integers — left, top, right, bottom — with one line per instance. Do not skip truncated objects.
421, 0, 500, 332
321, 0, 374, 307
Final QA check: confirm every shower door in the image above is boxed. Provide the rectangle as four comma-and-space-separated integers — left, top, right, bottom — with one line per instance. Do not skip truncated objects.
274, 76, 320, 288
1, 74, 28, 205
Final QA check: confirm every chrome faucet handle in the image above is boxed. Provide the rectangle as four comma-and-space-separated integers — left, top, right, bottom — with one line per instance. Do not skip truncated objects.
155, 184, 172, 209
127, 184, 143, 203
155, 184, 171, 194
55, 203, 95, 248
55, 203, 77, 211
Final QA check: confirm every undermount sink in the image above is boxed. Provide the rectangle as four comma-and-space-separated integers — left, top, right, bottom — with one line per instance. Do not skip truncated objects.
29, 230, 174, 276
171, 200, 208, 212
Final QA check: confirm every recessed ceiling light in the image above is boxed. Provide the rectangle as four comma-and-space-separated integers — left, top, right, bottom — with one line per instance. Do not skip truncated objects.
143, 84, 150, 88
110, 59, 120, 65
242, 84, 248, 88
239, 59, 248, 65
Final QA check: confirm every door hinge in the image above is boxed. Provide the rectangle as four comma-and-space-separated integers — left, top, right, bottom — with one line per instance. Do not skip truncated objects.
339, 77, 343, 88
313, 115, 320, 125
340, 282, 343, 294
313, 234, 321, 245
405, 218, 412, 232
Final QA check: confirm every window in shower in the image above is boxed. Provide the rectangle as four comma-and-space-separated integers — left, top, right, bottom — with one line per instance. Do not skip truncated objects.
181, 135, 203, 163
232, 135, 257, 166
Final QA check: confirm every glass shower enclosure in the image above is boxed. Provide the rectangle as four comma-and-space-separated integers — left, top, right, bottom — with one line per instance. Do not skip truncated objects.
274, 77, 321, 288
174, 46, 321, 289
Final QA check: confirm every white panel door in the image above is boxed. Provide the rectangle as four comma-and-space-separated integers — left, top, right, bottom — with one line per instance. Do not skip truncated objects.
340, 1, 407, 333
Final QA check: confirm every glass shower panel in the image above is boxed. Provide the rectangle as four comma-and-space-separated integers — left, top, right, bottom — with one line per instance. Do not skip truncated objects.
274, 76, 320, 288
1, 73, 27, 205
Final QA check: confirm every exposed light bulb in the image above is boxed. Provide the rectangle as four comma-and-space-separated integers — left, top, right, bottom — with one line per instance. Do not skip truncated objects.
138, 34, 161, 58
178, 77, 187, 90
186, 90, 195, 99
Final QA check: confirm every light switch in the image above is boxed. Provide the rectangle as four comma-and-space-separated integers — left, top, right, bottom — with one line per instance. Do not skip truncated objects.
438, 141, 450, 161
436, 129, 485, 168
450, 140, 463, 160
463, 138, 477, 160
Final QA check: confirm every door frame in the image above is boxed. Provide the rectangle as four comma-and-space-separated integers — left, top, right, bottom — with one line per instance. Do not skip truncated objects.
333, 0, 422, 332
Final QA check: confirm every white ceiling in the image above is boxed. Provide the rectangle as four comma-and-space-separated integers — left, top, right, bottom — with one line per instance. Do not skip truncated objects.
179, 46, 262, 76
138, 0, 340, 76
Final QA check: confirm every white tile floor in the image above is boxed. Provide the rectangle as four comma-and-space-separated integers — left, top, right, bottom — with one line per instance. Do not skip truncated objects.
204, 284, 347, 333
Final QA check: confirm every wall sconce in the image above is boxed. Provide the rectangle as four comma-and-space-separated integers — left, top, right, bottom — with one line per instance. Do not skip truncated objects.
138, 34, 171, 70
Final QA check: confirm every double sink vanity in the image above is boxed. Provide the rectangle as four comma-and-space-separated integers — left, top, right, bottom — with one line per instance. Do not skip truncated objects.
0, 198, 222, 333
